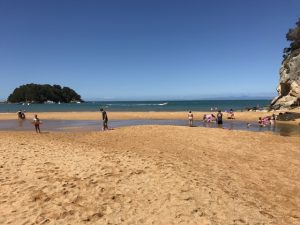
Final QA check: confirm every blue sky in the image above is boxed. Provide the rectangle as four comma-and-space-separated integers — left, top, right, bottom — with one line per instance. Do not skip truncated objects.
0, 0, 299, 101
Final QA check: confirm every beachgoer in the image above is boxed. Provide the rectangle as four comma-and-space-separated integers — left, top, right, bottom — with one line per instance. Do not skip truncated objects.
228, 109, 235, 119
258, 117, 264, 127
100, 108, 108, 131
21, 110, 26, 119
17, 110, 22, 119
261, 117, 270, 126
270, 114, 276, 126
17, 110, 25, 119
216, 110, 223, 125
211, 114, 216, 121
204, 114, 215, 123
203, 114, 207, 121
33, 114, 41, 133
206, 114, 211, 122
188, 111, 193, 127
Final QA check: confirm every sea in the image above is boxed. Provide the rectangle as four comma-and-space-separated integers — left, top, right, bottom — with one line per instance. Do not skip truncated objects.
0, 100, 271, 113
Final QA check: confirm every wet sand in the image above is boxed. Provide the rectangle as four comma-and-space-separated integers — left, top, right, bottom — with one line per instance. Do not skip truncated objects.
0, 126, 299, 224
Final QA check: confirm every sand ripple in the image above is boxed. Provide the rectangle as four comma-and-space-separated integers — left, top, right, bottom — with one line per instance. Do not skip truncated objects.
0, 126, 299, 224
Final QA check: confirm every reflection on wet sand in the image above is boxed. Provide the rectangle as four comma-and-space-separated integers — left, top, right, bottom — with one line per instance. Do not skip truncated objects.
18, 119, 25, 128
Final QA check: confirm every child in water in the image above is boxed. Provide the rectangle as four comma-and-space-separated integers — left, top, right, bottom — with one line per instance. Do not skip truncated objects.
258, 117, 264, 127
188, 111, 193, 127
33, 114, 41, 133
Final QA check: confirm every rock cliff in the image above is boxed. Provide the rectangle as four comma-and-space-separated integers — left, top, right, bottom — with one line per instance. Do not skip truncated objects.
271, 50, 300, 109
271, 20, 300, 109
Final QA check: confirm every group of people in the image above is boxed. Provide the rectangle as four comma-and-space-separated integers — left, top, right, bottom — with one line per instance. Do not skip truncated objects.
16, 107, 277, 133
188, 110, 277, 128
188, 110, 224, 127
17, 108, 109, 133
258, 114, 276, 127
17, 110, 41, 133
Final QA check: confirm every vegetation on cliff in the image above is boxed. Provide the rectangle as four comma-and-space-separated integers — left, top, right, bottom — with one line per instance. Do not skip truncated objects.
7, 84, 83, 103
283, 18, 300, 58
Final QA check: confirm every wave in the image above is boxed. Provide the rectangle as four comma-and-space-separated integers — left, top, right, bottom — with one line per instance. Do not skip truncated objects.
158, 102, 168, 106
105, 102, 168, 107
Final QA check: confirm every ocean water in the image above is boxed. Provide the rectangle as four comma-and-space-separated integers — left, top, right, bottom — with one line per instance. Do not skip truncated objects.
0, 100, 271, 113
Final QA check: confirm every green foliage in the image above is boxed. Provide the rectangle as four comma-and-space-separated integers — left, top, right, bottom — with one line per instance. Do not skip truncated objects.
283, 18, 300, 57
7, 83, 82, 103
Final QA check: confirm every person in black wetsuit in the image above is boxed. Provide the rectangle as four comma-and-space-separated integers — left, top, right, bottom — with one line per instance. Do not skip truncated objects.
100, 108, 108, 131
216, 110, 223, 125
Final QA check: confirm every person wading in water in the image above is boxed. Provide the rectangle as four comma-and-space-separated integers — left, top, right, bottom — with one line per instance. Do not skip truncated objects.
217, 110, 223, 126
100, 108, 108, 131
188, 110, 194, 127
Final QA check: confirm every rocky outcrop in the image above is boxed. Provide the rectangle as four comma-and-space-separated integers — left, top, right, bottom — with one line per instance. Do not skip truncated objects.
276, 112, 300, 121
271, 49, 300, 109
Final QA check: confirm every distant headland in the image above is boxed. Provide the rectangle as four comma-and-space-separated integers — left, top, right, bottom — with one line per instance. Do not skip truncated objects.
7, 83, 83, 104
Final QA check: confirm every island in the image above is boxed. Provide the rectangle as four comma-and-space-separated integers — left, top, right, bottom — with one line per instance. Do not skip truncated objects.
7, 83, 83, 103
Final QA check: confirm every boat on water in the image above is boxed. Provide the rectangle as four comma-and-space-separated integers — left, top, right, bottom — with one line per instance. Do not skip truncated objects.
70, 100, 82, 104
44, 100, 55, 104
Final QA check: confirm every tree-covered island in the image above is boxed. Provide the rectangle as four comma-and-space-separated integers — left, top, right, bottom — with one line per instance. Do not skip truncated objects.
7, 83, 83, 103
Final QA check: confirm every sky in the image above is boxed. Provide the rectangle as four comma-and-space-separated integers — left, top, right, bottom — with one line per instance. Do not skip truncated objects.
0, 0, 300, 101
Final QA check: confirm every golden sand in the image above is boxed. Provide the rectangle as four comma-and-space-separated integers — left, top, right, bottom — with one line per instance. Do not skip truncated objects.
1, 109, 300, 125
0, 126, 299, 224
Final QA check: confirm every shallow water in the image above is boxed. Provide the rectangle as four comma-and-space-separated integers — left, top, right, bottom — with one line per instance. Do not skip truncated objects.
0, 119, 299, 136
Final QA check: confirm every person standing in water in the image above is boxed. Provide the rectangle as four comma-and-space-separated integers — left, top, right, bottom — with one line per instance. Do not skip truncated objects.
270, 114, 276, 126
188, 110, 193, 127
33, 114, 41, 133
216, 110, 223, 125
258, 117, 264, 127
100, 108, 108, 131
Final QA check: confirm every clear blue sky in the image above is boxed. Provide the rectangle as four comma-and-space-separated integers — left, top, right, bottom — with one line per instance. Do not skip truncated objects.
0, 0, 299, 101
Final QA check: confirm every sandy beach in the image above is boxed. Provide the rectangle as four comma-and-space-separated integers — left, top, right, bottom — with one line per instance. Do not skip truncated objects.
2, 0, 300, 224
0, 124, 299, 224
1, 109, 300, 125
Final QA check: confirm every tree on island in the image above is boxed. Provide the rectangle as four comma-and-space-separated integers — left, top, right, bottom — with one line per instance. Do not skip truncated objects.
7, 83, 83, 103
283, 18, 300, 58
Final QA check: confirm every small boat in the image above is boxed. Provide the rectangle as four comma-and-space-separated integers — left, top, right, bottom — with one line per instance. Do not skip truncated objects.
45, 100, 55, 104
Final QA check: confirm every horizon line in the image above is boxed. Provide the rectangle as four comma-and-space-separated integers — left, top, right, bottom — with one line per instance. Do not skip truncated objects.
0, 98, 274, 102
81, 98, 274, 102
